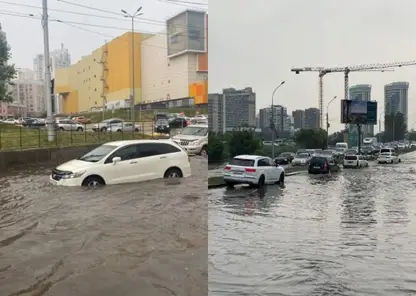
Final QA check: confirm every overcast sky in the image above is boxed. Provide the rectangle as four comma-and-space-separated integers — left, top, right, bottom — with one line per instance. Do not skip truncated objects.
209, 0, 416, 133
1, 0, 206, 67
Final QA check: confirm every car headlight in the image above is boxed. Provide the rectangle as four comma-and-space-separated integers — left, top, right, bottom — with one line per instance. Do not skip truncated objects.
189, 140, 199, 145
61, 171, 85, 179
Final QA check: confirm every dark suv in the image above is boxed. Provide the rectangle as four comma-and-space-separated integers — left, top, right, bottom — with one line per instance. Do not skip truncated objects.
308, 156, 340, 174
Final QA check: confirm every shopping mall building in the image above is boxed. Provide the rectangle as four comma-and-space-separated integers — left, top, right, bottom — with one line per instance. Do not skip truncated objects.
54, 9, 208, 114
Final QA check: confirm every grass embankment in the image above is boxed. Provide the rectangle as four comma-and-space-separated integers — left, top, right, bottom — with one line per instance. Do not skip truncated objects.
68, 107, 208, 123
0, 124, 160, 151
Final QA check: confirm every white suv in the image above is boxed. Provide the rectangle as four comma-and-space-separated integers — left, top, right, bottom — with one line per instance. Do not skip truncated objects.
343, 154, 369, 168
223, 155, 285, 188
171, 124, 208, 156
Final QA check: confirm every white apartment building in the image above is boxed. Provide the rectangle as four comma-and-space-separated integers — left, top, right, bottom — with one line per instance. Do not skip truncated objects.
33, 43, 71, 80
8, 70, 46, 116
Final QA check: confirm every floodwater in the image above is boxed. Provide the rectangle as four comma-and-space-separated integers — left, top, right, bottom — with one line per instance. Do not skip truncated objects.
0, 157, 207, 296
209, 152, 416, 296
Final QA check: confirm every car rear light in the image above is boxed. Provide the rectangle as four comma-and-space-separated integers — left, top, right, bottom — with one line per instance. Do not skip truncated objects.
224, 166, 231, 170
245, 168, 256, 173
323, 163, 328, 169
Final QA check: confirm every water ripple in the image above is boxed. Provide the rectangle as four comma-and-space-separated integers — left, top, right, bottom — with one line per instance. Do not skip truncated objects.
209, 152, 416, 296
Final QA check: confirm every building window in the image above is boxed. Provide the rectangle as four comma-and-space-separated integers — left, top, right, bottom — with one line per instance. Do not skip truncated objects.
168, 80, 170, 83
95, 88, 97, 91
188, 29, 200, 41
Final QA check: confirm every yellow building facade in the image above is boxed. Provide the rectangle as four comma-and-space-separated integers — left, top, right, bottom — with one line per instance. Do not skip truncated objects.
55, 32, 146, 114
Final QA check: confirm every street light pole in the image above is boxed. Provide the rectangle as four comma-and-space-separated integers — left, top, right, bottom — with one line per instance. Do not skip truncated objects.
271, 81, 285, 159
326, 95, 337, 148
41, 0, 55, 142
121, 7, 143, 125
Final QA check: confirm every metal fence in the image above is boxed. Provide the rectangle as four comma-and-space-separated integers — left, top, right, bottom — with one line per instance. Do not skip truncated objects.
0, 121, 177, 150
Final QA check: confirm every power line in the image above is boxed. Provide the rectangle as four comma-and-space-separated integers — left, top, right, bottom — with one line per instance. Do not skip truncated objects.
57, 20, 168, 50
0, 10, 206, 40
156, 0, 207, 10
0, 0, 203, 29
165, 0, 208, 5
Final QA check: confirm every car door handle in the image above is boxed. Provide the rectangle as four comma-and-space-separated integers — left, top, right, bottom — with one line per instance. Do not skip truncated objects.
130, 161, 137, 164
160, 156, 167, 159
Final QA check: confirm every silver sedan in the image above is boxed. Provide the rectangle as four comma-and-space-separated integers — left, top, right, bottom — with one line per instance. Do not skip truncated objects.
107, 122, 140, 132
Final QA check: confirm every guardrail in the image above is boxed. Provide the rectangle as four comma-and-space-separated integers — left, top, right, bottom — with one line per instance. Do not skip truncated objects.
0, 121, 177, 150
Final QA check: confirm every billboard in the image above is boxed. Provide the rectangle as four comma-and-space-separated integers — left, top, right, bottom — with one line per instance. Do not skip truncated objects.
340, 100, 378, 124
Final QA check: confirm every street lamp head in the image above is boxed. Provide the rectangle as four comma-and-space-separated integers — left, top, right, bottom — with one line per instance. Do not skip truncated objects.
281, 81, 285, 85
121, 9, 127, 14
136, 7, 142, 13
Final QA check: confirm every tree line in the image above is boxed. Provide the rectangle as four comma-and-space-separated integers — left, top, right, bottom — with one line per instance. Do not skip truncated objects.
0, 28, 17, 102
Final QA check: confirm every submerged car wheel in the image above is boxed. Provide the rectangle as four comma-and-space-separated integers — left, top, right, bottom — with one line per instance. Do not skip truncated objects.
257, 175, 265, 188
200, 146, 208, 157
277, 173, 285, 185
82, 176, 105, 187
164, 167, 183, 178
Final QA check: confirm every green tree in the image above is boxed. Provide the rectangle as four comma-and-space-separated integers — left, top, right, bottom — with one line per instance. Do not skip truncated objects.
294, 128, 327, 149
208, 132, 225, 163
328, 129, 348, 147
0, 30, 17, 101
227, 128, 261, 158
407, 130, 416, 142
384, 112, 406, 142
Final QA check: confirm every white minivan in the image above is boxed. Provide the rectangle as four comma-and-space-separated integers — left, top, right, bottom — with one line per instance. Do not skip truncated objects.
50, 139, 192, 187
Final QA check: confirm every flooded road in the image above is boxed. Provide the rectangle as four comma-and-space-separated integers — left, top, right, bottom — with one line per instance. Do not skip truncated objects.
209, 152, 416, 296
0, 158, 207, 296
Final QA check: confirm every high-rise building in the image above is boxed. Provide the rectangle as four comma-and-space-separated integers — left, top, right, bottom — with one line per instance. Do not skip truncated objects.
208, 93, 223, 133
304, 108, 320, 129
8, 70, 46, 116
349, 84, 374, 136
292, 109, 305, 129
33, 44, 71, 81
384, 82, 409, 128
259, 105, 290, 132
208, 87, 256, 133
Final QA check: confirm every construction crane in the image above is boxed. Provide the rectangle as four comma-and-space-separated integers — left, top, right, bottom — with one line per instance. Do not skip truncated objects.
291, 60, 416, 128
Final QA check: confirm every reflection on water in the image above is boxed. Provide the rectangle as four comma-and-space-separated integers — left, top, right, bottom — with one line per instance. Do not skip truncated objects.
0, 157, 207, 296
209, 152, 416, 296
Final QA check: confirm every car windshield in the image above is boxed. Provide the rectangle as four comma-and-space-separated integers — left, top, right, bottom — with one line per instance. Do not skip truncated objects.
230, 158, 255, 167
345, 155, 358, 160
280, 152, 291, 157
156, 119, 169, 125
297, 153, 309, 158
380, 149, 393, 154
78, 144, 117, 162
181, 126, 208, 136
322, 150, 334, 155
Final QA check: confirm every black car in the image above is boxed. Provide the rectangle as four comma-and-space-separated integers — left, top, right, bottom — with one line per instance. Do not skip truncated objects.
154, 119, 170, 133
169, 117, 187, 128
279, 152, 295, 163
274, 156, 290, 165
22, 118, 46, 128
308, 156, 340, 174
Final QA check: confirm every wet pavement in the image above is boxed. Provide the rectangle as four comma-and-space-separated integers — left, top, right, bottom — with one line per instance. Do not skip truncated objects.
0, 157, 207, 296
209, 152, 416, 295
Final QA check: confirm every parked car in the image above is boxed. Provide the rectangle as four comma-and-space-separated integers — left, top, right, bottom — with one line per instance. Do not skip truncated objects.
50, 139, 191, 187
22, 118, 46, 128
92, 118, 124, 132
377, 149, 401, 164
168, 117, 188, 128
292, 152, 310, 166
3, 118, 18, 124
171, 124, 208, 156
56, 119, 84, 131
343, 154, 369, 168
74, 116, 91, 124
279, 152, 295, 163
107, 122, 140, 133
308, 156, 340, 174
154, 119, 171, 133
223, 154, 285, 188
274, 156, 290, 165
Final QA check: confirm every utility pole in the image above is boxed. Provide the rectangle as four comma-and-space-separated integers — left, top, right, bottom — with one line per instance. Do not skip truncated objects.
271, 81, 285, 159
122, 7, 143, 125
326, 95, 337, 148
42, 0, 55, 142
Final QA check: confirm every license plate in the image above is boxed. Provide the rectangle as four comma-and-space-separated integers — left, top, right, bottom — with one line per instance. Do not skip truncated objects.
348, 161, 353, 163
233, 171, 243, 175
313, 166, 320, 169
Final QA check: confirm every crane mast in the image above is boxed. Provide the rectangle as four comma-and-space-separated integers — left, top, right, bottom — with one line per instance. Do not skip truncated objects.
291, 60, 416, 129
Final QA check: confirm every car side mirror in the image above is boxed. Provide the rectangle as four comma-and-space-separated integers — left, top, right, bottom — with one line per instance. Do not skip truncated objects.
112, 156, 121, 163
